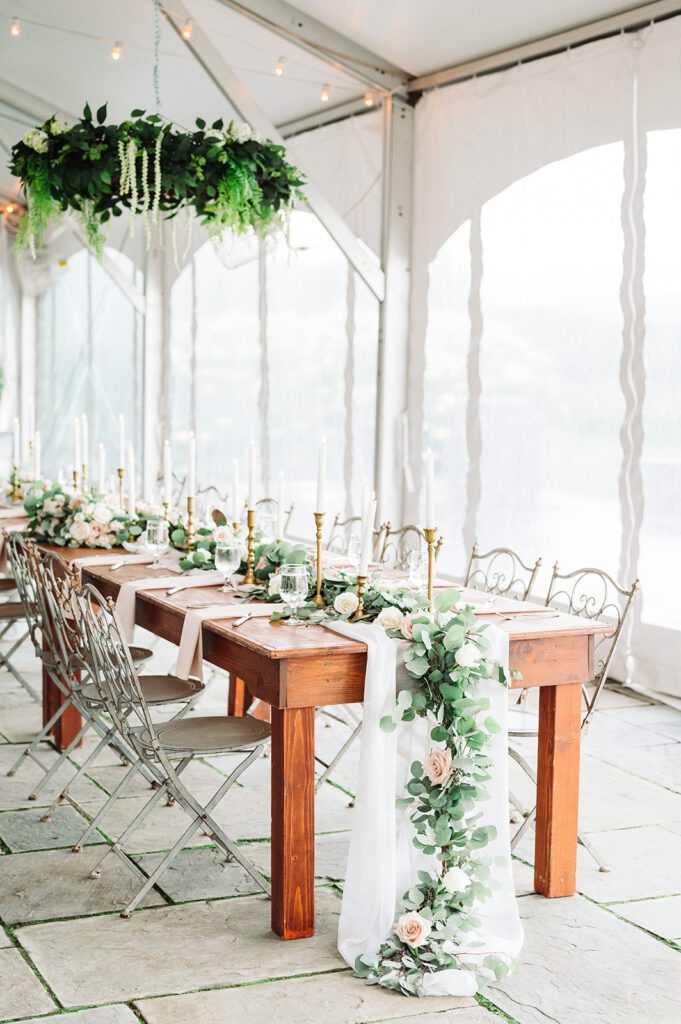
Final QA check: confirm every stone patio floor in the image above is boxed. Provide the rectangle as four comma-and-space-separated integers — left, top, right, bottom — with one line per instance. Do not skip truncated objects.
1, 631, 680, 1023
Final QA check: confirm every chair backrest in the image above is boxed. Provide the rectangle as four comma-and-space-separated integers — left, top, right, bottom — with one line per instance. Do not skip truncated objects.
544, 563, 639, 725
378, 523, 443, 571
464, 543, 541, 601
6, 534, 43, 654
325, 515, 385, 558
255, 497, 294, 535
33, 549, 86, 679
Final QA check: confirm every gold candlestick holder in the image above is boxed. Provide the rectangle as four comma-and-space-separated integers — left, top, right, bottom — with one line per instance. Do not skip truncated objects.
313, 511, 325, 606
162, 501, 169, 522
243, 508, 256, 585
72, 468, 80, 492
351, 574, 367, 621
10, 465, 19, 502
28, 440, 33, 477
117, 467, 124, 508
424, 526, 438, 610
186, 496, 195, 551
231, 520, 240, 536
81, 464, 88, 493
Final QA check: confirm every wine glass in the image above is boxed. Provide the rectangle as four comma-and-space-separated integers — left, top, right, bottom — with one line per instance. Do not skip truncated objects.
407, 549, 428, 591
146, 519, 169, 569
347, 533, 362, 567
279, 563, 309, 625
214, 538, 241, 592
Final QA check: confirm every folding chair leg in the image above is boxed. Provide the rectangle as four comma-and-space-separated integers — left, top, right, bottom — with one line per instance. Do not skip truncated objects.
6, 698, 74, 776
28, 719, 92, 800
41, 726, 116, 822
510, 805, 536, 850
73, 756, 146, 852
578, 830, 610, 873
315, 721, 362, 792
0, 628, 40, 701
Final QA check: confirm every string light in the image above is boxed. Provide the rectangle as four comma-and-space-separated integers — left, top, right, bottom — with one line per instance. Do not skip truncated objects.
363, 91, 375, 107
181, 19, 193, 39
5, 204, 14, 214
320, 82, 330, 103
10, 17, 20, 37
111, 40, 122, 61
274, 55, 285, 76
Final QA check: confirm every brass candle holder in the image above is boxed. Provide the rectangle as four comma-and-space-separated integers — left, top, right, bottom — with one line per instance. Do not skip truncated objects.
10, 465, 19, 502
81, 463, 88, 493
186, 496, 196, 551
313, 511, 325, 606
162, 501, 169, 522
231, 520, 240, 536
117, 467, 125, 508
72, 468, 80, 492
351, 574, 367, 621
244, 508, 256, 585
424, 526, 438, 610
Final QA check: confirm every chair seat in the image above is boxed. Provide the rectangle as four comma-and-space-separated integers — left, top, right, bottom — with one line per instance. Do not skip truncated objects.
138, 715, 271, 754
80, 674, 203, 706
508, 706, 539, 737
130, 645, 153, 664
0, 602, 24, 619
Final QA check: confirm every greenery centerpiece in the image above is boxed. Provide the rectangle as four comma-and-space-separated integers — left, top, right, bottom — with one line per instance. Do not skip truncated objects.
9, 105, 305, 258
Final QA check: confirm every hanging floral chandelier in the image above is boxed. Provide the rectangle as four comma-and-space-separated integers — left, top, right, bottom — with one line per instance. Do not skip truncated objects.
9, 104, 305, 260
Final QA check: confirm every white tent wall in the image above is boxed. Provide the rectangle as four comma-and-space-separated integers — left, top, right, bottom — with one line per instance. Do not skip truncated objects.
407, 17, 681, 698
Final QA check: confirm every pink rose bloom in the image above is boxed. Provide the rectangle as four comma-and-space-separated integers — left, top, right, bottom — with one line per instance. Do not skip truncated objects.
394, 911, 432, 947
256, 556, 267, 570
423, 747, 453, 787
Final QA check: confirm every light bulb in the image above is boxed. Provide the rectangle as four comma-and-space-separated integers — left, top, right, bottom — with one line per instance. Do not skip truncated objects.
5, 204, 14, 214
363, 91, 375, 107
111, 41, 122, 61
275, 56, 285, 76
10, 18, 20, 37
181, 19, 193, 39
320, 83, 330, 103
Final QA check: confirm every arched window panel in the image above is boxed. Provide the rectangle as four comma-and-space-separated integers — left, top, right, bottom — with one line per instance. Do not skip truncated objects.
36, 247, 141, 482
640, 129, 681, 631
170, 242, 261, 499
267, 210, 351, 536
476, 144, 625, 584
422, 221, 471, 574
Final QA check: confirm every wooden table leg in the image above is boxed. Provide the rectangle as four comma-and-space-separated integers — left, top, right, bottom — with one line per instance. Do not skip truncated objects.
270, 705, 315, 939
42, 637, 82, 751
534, 682, 581, 897
228, 675, 252, 716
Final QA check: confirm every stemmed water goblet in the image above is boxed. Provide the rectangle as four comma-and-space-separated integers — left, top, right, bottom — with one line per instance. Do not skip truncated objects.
279, 563, 310, 625
214, 538, 241, 592
145, 519, 170, 569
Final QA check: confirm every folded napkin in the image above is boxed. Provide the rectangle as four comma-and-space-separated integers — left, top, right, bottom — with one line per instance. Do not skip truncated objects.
175, 603, 275, 680
116, 570, 225, 641
0, 508, 27, 520
73, 552, 157, 571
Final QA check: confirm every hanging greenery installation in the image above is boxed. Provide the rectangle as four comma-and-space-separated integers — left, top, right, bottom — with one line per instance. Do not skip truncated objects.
9, 104, 305, 258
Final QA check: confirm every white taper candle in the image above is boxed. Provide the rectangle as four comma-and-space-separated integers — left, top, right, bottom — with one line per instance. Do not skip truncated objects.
248, 440, 256, 511
187, 432, 196, 498
127, 443, 136, 516
12, 418, 20, 467
98, 443, 106, 493
33, 431, 41, 479
118, 414, 125, 468
231, 459, 240, 523
276, 471, 285, 539
316, 436, 327, 513
359, 498, 377, 577
425, 448, 435, 529
163, 439, 172, 504
73, 418, 81, 471
80, 413, 88, 469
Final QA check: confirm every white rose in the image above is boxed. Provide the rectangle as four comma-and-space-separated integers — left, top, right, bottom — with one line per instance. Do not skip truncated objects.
92, 503, 113, 525
268, 572, 282, 597
204, 128, 223, 139
442, 866, 471, 894
231, 122, 255, 143
50, 119, 70, 135
334, 591, 359, 616
69, 517, 90, 543
376, 606, 404, 631
23, 128, 49, 153
455, 641, 481, 669
394, 911, 432, 948
42, 498, 59, 516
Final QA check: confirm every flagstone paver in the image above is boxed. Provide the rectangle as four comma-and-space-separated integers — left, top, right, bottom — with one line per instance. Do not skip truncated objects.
249, 830, 350, 882
15, 890, 344, 1007
597, 741, 681, 793
0, 846, 165, 923
0, 926, 11, 947
489, 894, 681, 1024
132, 847, 261, 901
612, 894, 681, 941
19, 1007, 139, 1024
0, 804, 104, 852
86, 758, 228, 800
0, 946, 56, 1019
0, 747, 109, 810
135, 971, 477, 1024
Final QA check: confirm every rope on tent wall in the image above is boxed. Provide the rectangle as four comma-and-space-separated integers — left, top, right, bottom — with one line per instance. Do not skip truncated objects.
462, 211, 483, 558
152, 0, 162, 110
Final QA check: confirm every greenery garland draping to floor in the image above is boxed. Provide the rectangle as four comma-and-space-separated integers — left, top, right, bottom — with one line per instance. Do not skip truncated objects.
9, 105, 305, 257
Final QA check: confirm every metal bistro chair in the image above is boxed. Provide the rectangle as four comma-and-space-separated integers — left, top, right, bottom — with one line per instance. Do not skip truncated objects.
325, 514, 386, 559
508, 563, 639, 871
0, 536, 39, 701
378, 523, 444, 571
464, 542, 542, 601
6, 539, 152, 797
255, 497, 295, 537
79, 584, 272, 917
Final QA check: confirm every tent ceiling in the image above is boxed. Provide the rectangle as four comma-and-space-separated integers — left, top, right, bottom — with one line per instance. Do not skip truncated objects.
0, 0, 659, 200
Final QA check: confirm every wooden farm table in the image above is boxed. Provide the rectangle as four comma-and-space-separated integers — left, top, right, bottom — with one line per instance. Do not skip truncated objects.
40, 548, 612, 939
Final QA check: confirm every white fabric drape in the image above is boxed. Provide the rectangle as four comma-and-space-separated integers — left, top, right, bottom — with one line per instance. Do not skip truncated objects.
329, 620, 522, 995
410, 19, 681, 698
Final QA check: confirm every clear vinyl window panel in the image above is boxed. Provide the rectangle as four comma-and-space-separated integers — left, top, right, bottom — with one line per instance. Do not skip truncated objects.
640, 129, 681, 630
477, 144, 625, 586
36, 248, 142, 482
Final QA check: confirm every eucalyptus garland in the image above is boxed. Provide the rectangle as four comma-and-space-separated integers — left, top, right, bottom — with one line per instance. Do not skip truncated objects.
274, 576, 516, 996
9, 105, 305, 258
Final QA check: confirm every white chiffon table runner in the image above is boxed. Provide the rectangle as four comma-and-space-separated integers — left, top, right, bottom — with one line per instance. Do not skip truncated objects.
175, 603, 276, 680
116, 570, 225, 642
326, 619, 523, 996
